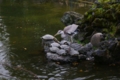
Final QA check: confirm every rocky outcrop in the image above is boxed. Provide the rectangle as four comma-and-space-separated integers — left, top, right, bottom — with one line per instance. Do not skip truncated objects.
61, 3, 120, 42
59, 3, 120, 64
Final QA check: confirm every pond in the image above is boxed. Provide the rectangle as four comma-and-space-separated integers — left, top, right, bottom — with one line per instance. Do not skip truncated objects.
0, 0, 120, 80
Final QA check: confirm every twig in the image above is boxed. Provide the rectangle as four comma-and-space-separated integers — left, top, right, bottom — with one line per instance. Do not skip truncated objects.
0, 62, 40, 80
15, 66, 40, 80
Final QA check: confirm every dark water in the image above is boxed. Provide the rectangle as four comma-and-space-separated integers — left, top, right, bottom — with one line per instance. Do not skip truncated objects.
0, 0, 120, 80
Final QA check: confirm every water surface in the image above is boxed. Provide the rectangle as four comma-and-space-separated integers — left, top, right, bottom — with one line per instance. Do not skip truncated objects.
0, 0, 120, 80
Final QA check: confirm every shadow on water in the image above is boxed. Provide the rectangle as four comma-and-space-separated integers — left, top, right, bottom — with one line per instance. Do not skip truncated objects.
0, 0, 120, 80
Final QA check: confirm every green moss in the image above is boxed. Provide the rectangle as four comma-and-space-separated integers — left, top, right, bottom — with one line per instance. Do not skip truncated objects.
80, 2, 120, 40
109, 24, 117, 36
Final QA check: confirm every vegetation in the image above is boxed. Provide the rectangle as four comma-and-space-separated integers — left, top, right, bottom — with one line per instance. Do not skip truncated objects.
77, 1, 120, 40
97, 0, 116, 3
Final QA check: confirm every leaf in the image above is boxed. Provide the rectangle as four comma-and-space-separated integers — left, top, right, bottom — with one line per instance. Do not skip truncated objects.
79, 69, 83, 72
24, 48, 27, 50
87, 14, 92, 20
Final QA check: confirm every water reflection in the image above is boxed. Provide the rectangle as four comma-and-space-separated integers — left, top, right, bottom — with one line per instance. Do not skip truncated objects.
0, 16, 11, 79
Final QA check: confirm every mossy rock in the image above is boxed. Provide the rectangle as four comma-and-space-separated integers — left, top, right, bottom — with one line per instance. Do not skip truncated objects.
115, 10, 120, 19
115, 23, 120, 36
61, 11, 83, 26
92, 18, 109, 28
104, 9, 116, 21
61, 3, 120, 43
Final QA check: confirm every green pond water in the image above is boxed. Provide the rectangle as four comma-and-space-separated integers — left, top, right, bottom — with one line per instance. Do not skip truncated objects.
0, 0, 120, 80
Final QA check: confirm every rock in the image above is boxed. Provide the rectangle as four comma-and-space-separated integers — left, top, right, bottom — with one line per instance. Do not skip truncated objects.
42, 3, 120, 64
93, 49, 112, 64
112, 41, 120, 61
70, 42, 82, 51
61, 11, 83, 26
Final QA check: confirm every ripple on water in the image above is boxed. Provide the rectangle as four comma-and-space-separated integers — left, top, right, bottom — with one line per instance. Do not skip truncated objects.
0, 43, 10, 79
0, 41, 3, 47
54, 73, 61, 77
48, 73, 54, 76
60, 71, 67, 74
52, 70, 61, 74
0, 16, 10, 79
48, 77, 63, 80
73, 75, 95, 80
37, 75, 48, 79
102, 76, 120, 80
